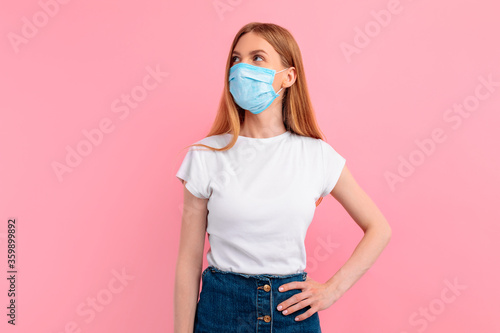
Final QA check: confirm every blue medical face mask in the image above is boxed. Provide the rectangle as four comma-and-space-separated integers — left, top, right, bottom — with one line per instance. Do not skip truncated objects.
229, 62, 289, 115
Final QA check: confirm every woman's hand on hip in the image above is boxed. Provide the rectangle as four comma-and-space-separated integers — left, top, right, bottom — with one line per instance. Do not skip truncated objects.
276, 276, 340, 321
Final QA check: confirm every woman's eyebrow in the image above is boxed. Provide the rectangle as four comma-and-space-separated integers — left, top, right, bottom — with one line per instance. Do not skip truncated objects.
232, 49, 268, 56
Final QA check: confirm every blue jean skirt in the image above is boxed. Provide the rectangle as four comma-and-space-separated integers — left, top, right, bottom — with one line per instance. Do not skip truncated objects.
194, 265, 322, 332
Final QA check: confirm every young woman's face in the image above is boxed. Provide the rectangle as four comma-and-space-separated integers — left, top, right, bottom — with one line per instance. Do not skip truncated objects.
231, 31, 290, 94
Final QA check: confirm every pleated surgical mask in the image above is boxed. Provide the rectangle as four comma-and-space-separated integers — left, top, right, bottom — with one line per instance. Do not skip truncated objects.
229, 63, 288, 115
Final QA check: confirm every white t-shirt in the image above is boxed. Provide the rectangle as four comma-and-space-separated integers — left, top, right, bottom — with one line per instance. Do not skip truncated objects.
175, 130, 346, 275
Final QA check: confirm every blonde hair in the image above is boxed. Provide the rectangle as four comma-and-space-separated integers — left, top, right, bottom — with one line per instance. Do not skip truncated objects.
184, 22, 333, 206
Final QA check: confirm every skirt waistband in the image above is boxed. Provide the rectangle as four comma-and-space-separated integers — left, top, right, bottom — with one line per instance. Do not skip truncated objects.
205, 265, 308, 281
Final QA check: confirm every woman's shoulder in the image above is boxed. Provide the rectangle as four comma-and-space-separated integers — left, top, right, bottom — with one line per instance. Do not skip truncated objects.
291, 133, 342, 157
290, 132, 324, 146
192, 133, 232, 150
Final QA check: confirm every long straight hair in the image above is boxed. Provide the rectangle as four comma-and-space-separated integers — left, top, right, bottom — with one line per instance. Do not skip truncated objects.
185, 22, 332, 205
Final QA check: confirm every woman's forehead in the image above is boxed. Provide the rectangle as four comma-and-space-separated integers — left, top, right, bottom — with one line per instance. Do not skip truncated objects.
233, 32, 275, 55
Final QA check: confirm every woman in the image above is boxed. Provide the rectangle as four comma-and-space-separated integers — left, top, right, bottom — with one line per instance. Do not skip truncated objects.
174, 22, 392, 332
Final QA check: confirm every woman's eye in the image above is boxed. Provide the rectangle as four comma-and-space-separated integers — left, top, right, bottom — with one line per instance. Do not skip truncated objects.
230, 55, 263, 63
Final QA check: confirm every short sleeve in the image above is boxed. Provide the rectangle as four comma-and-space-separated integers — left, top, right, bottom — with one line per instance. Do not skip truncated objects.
319, 140, 346, 197
176, 145, 212, 199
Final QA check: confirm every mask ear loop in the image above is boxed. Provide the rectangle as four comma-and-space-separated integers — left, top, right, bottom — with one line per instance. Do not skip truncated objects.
275, 67, 289, 96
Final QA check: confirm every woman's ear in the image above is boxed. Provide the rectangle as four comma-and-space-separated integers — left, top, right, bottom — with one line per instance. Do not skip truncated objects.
284, 67, 297, 88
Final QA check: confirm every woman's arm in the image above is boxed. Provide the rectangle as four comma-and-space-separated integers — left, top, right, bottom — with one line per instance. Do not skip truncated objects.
174, 181, 208, 333
269, 164, 392, 322
325, 165, 392, 299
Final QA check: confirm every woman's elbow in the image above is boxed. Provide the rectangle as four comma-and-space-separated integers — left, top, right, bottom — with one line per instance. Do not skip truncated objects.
367, 218, 392, 242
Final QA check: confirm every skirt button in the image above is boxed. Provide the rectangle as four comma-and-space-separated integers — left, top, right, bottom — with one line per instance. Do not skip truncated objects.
264, 315, 271, 322
264, 284, 271, 292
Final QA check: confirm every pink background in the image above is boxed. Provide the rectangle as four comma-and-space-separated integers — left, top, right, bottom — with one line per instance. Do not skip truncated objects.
1, 1, 499, 332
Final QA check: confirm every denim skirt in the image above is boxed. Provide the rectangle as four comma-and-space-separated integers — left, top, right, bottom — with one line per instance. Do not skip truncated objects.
194, 265, 322, 332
